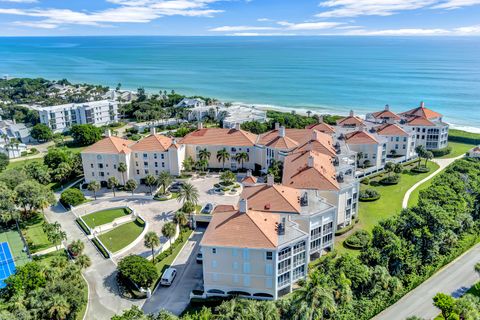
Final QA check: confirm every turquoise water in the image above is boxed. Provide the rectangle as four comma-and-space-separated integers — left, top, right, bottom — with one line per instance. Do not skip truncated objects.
1, 36, 479, 130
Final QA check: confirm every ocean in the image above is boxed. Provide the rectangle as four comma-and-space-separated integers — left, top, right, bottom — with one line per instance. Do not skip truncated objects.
1, 36, 479, 131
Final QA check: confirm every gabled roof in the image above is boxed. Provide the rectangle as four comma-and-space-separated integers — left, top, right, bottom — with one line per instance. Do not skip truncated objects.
257, 129, 300, 150
130, 134, 173, 152
401, 105, 442, 120
344, 131, 378, 144
241, 175, 258, 185
283, 150, 339, 191
241, 184, 301, 214
405, 116, 435, 126
81, 136, 134, 154
375, 123, 409, 136
337, 115, 364, 127
305, 122, 336, 134
371, 108, 401, 121
294, 130, 336, 157
201, 209, 281, 249
180, 128, 257, 146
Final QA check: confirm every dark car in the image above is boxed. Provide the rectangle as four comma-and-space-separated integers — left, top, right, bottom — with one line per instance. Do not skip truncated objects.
196, 252, 203, 264
201, 203, 214, 214
169, 182, 184, 193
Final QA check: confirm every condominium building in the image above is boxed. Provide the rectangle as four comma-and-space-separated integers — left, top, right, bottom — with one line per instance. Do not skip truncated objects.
201, 199, 310, 300
36, 100, 118, 132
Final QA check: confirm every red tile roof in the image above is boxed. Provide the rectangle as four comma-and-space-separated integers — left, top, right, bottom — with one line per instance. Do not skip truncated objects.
337, 115, 364, 127
294, 130, 336, 157
241, 175, 258, 185
241, 184, 301, 214
375, 123, 409, 136
371, 108, 401, 121
283, 150, 339, 191
405, 116, 435, 126
130, 134, 174, 152
81, 136, 134, 154
344, 131, 379, 144
180, 128, 257, 146
305, 122, 336, 134
401, 105, 442, 120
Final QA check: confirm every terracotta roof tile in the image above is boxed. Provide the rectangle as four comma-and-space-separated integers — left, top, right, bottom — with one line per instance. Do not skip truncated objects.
371, 109, 401, 121
201, 209, 280, 248
305, 122, 336, 134
130, 134, 173, 152
241, 176, 258, 185
81, 136, 134, 154
294, 130, 336, 157
241, 184, 301, 213
283, 150, 339, 191
405, 116, 435, 126
401, 105, 442, 120
180, 128, 257, 146
337, 115, 364, 127
344, 131, 379, 144
375, 123, 409, 136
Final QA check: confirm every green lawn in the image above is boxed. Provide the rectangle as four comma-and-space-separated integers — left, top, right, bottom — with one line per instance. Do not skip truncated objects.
0, 227, 30, 267
21, 214, 54, 253
82, 207, 132, 228
153, 229, 193, 289
437, 141, 476, 159
6, 158, 42, 170
336, 161, 440, 255
98, 218, 145, 253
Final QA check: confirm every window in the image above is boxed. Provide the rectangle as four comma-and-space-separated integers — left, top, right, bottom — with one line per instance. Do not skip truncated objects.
135, 153, 138, 158
278, 259, 291, 274
136, 170, 140, 174
266, 252, 273, 260
162, 163, 165, 168
155, 170, 159, 175
135, 162, 139, 167
143, 153, 147, 158
143, 162, 148, 167
113, 164, 117, 169
100, 172, 105, 177
155, 162, 158, 167
154, 153, 157, 159
145, 170, 149, 174
98, 164, 103, 169
212, 248, 216, 254
161, 154, 165, 160
396, 137, 399, 142
90, 164, 94, 168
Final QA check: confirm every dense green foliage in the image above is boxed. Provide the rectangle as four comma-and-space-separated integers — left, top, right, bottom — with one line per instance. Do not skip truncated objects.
30, 123, 53, 142
60, 188, 86, 207
118, 255, 158, 288
448, 129, 480, 145
0, 153, 8, 172
344, 230, 371, 249
359, 188, 380, 201
430, 146, 452, 157
0, 258, 87, 319
43, 147, 83, 184
70, 124, 103, 146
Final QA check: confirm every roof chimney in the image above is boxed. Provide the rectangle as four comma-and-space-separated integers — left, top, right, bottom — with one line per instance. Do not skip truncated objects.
307, 155, 314, 168
349, 110, 354, 117
239, 198, 248, 214
267, 174, 274, 186
274, 122, 280, 130
277, 217, 286, 235
385, 104, 390, 111
197, 122, 203, 130
234, 123, 241, 131
151, 127, 156, 135
106, 129, 112, 137
278, 126, 286, 138
246, 169, 252, 177
420, 101, 425, 108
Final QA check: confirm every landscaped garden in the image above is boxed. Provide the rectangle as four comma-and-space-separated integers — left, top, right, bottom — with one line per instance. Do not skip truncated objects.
97, 218, 145, 253
21, 213, 54, 253
82, 207, 132, 228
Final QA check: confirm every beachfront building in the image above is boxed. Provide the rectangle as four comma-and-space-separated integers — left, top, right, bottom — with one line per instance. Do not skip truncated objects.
180, 123, 257, 171
400, 102, 449, 150
176, 98, 206, 108
466, 146, 480, 158
186, 104, 268, 128
343, 130, 387, 169
0, 118, 32, 143
35, 100, 119, 132
201, 199, 309, 300
374, 123, 416, 159
81, 129, 184, 184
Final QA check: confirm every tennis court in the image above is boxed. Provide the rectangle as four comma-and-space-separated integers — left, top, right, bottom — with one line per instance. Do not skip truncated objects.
0, 228, 30, 288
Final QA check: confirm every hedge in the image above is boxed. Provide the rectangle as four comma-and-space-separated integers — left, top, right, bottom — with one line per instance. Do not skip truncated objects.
344, 230, 371, 250
76, 218, 91, 235
379, 174, 400, 185
411, 166, 431, 173
92, 238, 110, 258
60, 188, 86, 207
430, 146, 452, 157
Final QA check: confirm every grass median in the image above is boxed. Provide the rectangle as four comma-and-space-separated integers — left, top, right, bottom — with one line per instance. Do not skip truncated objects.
97, 218, 145, 253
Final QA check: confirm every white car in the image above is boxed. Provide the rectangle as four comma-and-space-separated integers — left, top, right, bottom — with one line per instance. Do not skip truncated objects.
160, 267, 177, 286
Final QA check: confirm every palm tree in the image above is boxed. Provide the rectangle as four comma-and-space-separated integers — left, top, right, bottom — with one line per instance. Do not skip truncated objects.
144, 231, 160, 262
306, 110, 312, 117
117, 162, 127, 185
156, 171, 173, 194
162, 222, 177, 247
198, 148, 211, 162
68, 239, 84, 257
107, 176, 119, 197
87, 180, 100, 200
384, 162, 395, 177
415, 145, 426, 168
196, 159, 208, 173
234, 152, 249, 170
182, 156, 195, 173
174, 211, 188, 227
220, 170, 236, 186
216, 148, 230, 170
46, 294, 71, 320
424, 151, 433, 167
177, 182, 199, 206
125, 179, 138, 196
75, 254, 91, 269
292, 270, 336, 320
144, 174, 157, 195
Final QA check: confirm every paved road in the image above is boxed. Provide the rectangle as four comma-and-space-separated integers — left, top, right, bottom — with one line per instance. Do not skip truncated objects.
142, 229, 204, 316
374, 243, 480, 320
402, 155, 464, 209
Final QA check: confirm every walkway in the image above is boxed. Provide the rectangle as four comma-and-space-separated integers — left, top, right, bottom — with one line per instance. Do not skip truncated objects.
374, 243, 480, 320
401, 155, 464, 209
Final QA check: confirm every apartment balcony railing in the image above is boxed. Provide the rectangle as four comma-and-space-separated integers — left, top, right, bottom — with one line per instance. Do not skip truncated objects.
278, 266, 291, 275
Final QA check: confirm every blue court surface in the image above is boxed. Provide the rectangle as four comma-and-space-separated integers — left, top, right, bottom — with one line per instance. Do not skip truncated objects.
0, 242, 16, 288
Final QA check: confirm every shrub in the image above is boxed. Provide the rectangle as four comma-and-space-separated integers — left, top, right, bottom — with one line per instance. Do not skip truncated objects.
60, 188, 86, 207
411, 166, 430, 173
430, 146, 452, 157
359, 189, 381, 201
92, 238, 109, 258
379, 174, 400, 185
118, 255, 158, 289
344, 230, 371, 249
76, 218, 91, 235
360, 177, 370, 185
21, 151, 28, 157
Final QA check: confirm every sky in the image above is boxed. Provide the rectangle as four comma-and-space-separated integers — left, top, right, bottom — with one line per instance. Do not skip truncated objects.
0, 0, 480, 36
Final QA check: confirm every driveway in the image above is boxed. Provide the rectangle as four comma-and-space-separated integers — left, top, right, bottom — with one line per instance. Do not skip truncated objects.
374, 243, 480, 320
142, 229, 204, 316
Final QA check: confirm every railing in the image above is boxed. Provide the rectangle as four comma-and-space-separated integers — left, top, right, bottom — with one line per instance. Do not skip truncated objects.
278, 266, 291, 275
278, 252, 291, 261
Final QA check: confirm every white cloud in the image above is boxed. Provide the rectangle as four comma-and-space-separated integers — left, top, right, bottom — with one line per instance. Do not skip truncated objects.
0, 0, 224, 29
432, 0, 480, 8
454, 24, 480, 33
13, 20, 57, 28
316, 0, 436, 17
0, 0, 37, 3
257, 18, 271, 22
344, 28, 450, 35
228, 32, 297, 36
280, 21, 344, 30
209, 25, 278, 31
